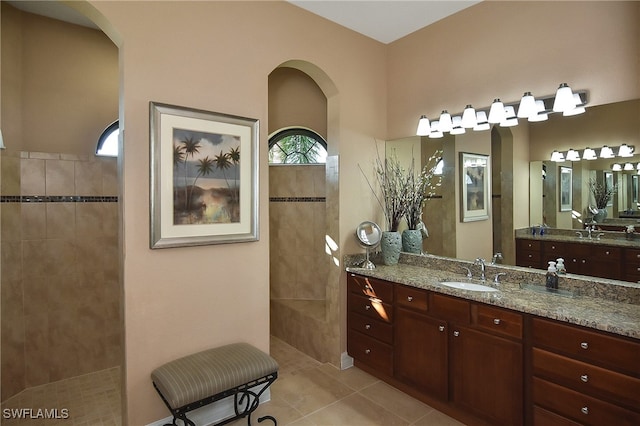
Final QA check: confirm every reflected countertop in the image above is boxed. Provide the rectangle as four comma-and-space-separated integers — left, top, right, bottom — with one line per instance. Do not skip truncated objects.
515, 228, 640, 248
346, 255, 640, 340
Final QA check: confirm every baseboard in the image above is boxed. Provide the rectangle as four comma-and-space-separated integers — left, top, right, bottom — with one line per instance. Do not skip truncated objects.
340, 351, 354, 370
146, 388, 271, 426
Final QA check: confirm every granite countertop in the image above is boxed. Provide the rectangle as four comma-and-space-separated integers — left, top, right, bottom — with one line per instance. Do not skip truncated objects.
346, 260, 640, 340
515, 227, 640, 248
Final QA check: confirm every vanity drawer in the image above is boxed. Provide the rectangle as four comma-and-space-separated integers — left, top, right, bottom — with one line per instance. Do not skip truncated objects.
590, 245, 621, 259
429, 293, 470, 324
533, 377, 640, 426
347, 273, 393, 303
533, 406, 581, 426
347, 329, 393, 376
533, 348, 640, 409
624, 248, 640, 263
517, 239, 542, 251
395, 285, 428, 311
471, 304, 522, 339
348, 311, 393, 344
348, 292, 393, 322
531, 318, 640, 375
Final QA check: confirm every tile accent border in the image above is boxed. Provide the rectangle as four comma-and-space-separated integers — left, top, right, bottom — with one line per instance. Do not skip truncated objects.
269, 197, 325, 202
0, 195, 119, 203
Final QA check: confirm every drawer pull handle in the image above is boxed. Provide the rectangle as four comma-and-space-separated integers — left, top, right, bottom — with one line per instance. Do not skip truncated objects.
605, 251, 610, 255
365, 349, 371, 355
493, 318, 501, 325
453, 331, 460, 337
528, 254, 532, 258
580, 342, 589, 350
438, 325, 445, 332
581, 407, 589, 415
365, 305, 371, 310
407, 296, 413, 302
365, 324, 371, 330
581, 374, 589, 383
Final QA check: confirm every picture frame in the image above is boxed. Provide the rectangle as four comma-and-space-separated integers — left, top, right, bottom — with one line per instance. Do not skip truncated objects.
605, 171, 614, 207
460, 152, 490, 222
559, 166, 572, 212
150, 102, 259, 248
633, 175, 639, 205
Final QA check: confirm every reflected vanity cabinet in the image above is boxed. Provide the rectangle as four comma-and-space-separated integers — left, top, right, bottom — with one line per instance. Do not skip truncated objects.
529, 317, 640, 426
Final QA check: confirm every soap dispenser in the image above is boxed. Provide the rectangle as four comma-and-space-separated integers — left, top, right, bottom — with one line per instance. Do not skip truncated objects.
546, 261, 559, 290
556, 258, 566, 275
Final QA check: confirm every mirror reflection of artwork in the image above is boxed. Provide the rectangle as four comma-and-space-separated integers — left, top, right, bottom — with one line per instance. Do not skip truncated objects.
173, 128, 241, 225
633, 175, 639, 204
559, 166, 572, 212
466, 167, 485, 211
460, 152, 490, 222
605, 172, 614, 207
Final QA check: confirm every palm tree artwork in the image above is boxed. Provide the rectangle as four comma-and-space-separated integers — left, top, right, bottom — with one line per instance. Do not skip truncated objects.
172, 128, 241, 225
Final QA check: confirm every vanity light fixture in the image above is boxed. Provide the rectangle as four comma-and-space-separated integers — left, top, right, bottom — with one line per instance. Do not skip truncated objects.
552, 83, 577, 113
500, 105, 518, 127
488, 99, 506, 124
438, 110, 453, 132
612, 163, 623, 171
624, 162, 634, 171
429, 120, 443, 139
600, 145, 615, 159
582, 148, 597, 160
517, 92, 537, 118
563, 93, 586, 116
450, 116, 466, 135
618, 143, 634, 157
461, 105, 477, 128
566, 149, 580, 162
416, 115, 431, 136
528, 100, 549, 122
473, 111, 490, 131
550, 150, 565, 162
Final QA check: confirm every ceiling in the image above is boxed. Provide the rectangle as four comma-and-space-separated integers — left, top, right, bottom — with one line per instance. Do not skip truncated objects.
6, 0, 481, 44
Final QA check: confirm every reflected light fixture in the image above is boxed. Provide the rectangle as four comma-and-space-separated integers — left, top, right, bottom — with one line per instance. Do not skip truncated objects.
550, 150, 565, 162
566, 148, 580, 162
517, 92, 537, 118
618, 143, 634, 157
582, 147, 597, 160
450, 116, 465, 135
438, 110, 452, 132
473, 111, 490, 131
600, 145, 615, 158
553, 83, 577, 113
624, 162, 634, 171
636, 163, 640, 170
416, 115, 430, 136
500, 105, 518, 127
429, 121, 443, 139
461, 105, 477, 128
0, 129, 5, 149
612, 163, 622, 171
488, 99, 506, 123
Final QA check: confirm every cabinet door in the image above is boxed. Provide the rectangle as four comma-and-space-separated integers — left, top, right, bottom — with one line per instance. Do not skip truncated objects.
394, 307, 448, 400
451, 325, 523, 426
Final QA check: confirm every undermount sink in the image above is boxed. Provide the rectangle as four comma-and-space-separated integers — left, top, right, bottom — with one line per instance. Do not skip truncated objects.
440, 281, 499, 292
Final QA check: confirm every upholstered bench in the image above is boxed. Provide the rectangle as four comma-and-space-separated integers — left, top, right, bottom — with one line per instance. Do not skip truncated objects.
151, 342, 279, 426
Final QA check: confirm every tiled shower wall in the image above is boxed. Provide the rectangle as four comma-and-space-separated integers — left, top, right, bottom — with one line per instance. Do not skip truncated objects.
1, 151, 121, 401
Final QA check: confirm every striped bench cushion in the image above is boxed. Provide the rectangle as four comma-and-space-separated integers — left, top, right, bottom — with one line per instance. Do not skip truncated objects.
151, 343, 279, 409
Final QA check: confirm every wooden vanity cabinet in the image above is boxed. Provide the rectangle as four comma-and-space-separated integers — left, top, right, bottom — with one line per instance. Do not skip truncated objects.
530, 317, 640, 426
516, 239, 542, 268
623, 248, 640, 283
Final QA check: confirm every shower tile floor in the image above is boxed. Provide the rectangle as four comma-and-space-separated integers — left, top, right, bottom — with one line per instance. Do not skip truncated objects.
1, 367, 121, 426
1, 338, 464, 425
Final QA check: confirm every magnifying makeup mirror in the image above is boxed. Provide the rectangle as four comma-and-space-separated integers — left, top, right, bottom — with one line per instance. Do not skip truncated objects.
355, 221, 382, 269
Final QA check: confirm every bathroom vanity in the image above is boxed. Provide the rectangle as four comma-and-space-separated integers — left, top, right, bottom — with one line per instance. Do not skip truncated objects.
346, 253, 640, 426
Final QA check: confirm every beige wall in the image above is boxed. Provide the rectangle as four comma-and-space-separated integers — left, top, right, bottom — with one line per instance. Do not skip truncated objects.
83, 1, 386, 424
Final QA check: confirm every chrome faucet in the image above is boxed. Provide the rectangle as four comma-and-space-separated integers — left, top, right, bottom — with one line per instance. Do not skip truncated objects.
474, 258, 486, 281
491, 252, 503, 265
596, 232, 605, 241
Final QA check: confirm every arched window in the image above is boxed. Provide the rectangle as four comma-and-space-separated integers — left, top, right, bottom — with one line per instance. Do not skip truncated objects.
96, 120, 119, 157
268, 128, 327, 164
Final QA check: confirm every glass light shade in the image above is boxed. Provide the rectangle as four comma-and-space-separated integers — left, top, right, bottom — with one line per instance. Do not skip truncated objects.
438, 110, 452, 132
473, 111, 490, 131
416, 115, 430, 136
528, 100, 548, 122
553, 83, 577, 113
517, 92, 537, 118
461, 105, 477, 128
618, 144, 634, 157
488, 99, 506, 123
563, 106, 585, 116
636, 163, 640, 170
624, 162, 634, 171
450, 116, 465, 135
500, 105, 518, 127
612, 163, 622, 171
566, 149, 580, 162
600, 145, 615, 158
550, 150, 565, 162
429, 121, 443, 138
582, 148, 597, 160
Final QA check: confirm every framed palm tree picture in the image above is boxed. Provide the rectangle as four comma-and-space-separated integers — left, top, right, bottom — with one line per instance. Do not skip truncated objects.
150, 102, 258, 248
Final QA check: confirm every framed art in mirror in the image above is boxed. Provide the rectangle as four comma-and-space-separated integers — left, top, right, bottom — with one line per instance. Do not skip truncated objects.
460, 152, 490, 222
605, 171, 614, 206
559, 166, 572, 212
150, 102, 259, 248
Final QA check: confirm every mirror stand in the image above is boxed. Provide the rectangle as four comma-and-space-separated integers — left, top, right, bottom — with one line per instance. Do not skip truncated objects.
355, 221, 382, 270
361, 247, 376, 269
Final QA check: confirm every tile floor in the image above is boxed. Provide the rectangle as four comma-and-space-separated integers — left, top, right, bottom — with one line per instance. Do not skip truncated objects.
0, 337, 464, 425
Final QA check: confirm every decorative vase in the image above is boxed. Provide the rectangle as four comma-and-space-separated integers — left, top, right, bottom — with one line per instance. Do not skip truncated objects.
401, 229, 422, 254
593, 208, 607, 224
381, 231, 402, 265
